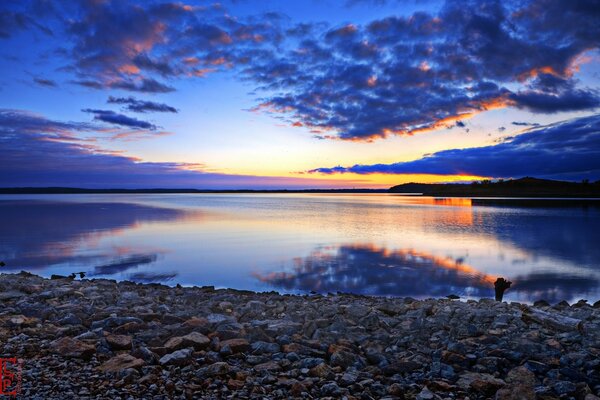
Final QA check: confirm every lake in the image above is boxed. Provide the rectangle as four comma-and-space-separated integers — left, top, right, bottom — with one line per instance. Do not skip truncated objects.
1, 193, 599, 303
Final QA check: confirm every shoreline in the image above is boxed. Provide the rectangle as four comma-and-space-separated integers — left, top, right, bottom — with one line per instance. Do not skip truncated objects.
1, 272, 599, 399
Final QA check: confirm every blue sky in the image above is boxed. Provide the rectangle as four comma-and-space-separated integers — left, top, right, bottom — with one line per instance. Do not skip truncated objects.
1, 0, 599, 188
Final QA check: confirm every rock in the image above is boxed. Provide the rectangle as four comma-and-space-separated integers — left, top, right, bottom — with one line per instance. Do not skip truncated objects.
253, 361, 282, 372
219, 338, 250, 354
159, 348, 193, 366
58, 313, 83, 326
533, 300, 550, 307
106, 334, 132, 350
250, 341, 280, 354
98, 354, 144, 373
91, 316, 143, 330
522, 307, 583, 332
309, 363, 334, 379
340, 370, 358, 386
457, 372, 505, 396
321, 382, 342, 396
552, 381, 577, 395
50, 337, 95, 360
197, 362, 231, 377
330, 349, 360, 369
417, 386, 435, 400
495, 366, 535, 400
165, 332, 209, 351
387, 383, 405, 397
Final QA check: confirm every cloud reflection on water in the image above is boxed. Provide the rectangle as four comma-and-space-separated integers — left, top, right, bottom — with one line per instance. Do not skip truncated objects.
255, 244, 497, 298
255, 244, 599, 302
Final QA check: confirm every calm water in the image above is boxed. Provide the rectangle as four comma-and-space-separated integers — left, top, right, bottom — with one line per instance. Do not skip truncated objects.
1, 194, 599, 303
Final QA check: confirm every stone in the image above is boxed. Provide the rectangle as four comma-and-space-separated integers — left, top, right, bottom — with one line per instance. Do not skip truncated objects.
457, 372, 505, 396
106, 334, 132, 350
219, 338, 250, 354
495, 366, 536, 400
50, 337, 95, 360
330, 350, 360, 369
159, 348, 193, 366
165, 332, 209, 351
197, 362, 231, 377
250, 341, 280, 354
417, 386, 435, 400
253, 361, 282, 372
98, 354, 144, 373
552, 381, 577, 395
309, 363, 334, 379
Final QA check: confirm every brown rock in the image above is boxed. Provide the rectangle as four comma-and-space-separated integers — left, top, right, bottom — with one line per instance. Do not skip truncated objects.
165, 332, 210, 351
181, 332, 210, 350
495, 366, 536, 400
457, 372, 505, 396
113, 321, 146, 334
106, 334, 132, 350
219, 338, 249, 353
50, 337, 95, 360
290, 382, 306, 397
164, 336, 185, 351
309, 363, 334, 379
227, 379, 245, 390
98, 354, 144, 373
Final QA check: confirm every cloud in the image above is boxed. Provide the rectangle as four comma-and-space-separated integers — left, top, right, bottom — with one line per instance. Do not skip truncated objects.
511, 121, 539, 126
241, 0, 600, 140
309, 113, 600, 180
109, 78, 175, 93
33, 77, 57, 87
107, 96, 177, 113
82, 109, 157, 130
0, 109, 364, 189
509, 89, 600, 113
5, 0, 600, 140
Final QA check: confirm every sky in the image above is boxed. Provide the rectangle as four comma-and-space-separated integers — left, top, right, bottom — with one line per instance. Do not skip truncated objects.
0, 0, 599, 189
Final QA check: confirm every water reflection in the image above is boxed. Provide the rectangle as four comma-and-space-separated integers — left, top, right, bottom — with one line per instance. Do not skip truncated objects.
0, 200, 189, 271
92, 254, 159, 275
0, 194, 598, 302
255, 245, 497, 298
128, 272, 178, 283
255, 244, 600, 302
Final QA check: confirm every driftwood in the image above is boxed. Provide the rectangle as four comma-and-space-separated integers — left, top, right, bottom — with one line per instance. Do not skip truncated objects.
494, 277, 512, 301
521, 306, 583, 332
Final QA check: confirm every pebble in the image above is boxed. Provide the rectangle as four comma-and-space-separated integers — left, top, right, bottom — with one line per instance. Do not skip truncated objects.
0, 271, 598, 399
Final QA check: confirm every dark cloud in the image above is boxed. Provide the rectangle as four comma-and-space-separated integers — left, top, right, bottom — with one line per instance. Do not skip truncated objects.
509, 89, 600, 113
70, 79, 104, 89
107, 96, 177, 113
4, 0, 600, 139
309, 114, 600, 180
241, 0, 600, 140
33, 77, 57, 87
110, 78, 175, 94
82, 109, 157, 130
512, 121, 539, 126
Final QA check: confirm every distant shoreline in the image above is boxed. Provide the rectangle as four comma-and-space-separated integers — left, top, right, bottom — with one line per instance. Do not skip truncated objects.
0, 187, 388, 194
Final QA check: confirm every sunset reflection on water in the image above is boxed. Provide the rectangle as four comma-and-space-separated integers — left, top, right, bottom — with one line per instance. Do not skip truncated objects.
0, 193, 598, 303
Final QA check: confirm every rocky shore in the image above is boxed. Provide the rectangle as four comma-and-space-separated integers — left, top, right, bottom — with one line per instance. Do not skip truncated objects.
1, 272, 599, 399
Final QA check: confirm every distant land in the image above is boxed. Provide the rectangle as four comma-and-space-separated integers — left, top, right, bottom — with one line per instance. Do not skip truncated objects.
1, 178, 599, 199
389, 177, 600, 198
